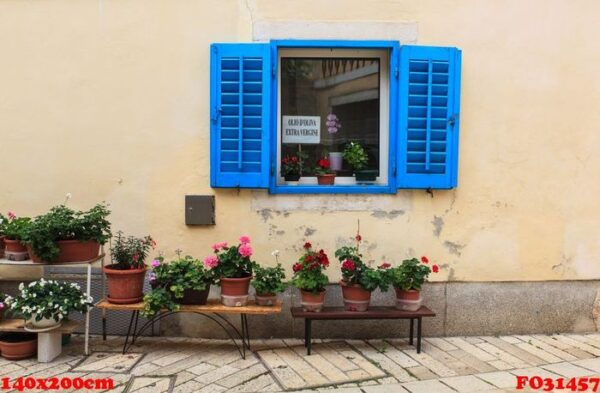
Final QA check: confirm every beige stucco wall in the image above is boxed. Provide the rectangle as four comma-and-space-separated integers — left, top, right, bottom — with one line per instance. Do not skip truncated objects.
1, 0, 599, 282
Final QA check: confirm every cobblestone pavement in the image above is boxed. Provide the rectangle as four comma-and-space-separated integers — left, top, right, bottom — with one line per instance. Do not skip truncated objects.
3, 333, 600, 392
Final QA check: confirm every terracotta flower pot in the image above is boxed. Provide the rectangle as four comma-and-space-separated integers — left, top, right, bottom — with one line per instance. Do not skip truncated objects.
317, 174, 335, 185
56, 240, 100, 262
394, 288, 422, 311
27, 241, 100, 263
300, 289, 326, 312
255, 293, 277, 306
104, 265, 146, 304
220, 276, 251, 307
4, 239, 27, 253
340, 281, 371, 312
0, 236, 5, 258
0, 333, 37, 360
180, 287, 210, 305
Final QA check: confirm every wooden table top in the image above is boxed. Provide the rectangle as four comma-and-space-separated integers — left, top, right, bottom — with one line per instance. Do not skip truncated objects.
95, 299, 283, 315
0, 254, 105, 266
291, 306, 436, 319
0, 319, 79, 333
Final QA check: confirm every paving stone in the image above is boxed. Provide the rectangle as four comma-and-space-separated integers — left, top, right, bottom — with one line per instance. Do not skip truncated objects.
172, 379, 205, 393
73, 352, 144, 373
441, 375, 495, 392
363, 384, 409, 393
218, 363, 268, 388
540, 362, 596, 377
481, 337, 545, 366
516, 335, 578, 361
401, 379, 458, 393
425, 337, 459, 351
348, 340, 415, 382
446, 348, 497, 373
446, 337, 497, 362
573, 357, 600, 373
532, 334, 595, 359
476, 371, 519, 388
228, 373, 278, 393
552, 335, 600, 356
488, 360, 513, 370
514, 342, 562, 363
476, 341, 530, 368
509, 366, 563, 379
126, 376, 172, 393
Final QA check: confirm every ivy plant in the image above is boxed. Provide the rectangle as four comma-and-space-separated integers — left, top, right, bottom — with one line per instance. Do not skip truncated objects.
26, 203, 112, 262
252, 264, 287, 295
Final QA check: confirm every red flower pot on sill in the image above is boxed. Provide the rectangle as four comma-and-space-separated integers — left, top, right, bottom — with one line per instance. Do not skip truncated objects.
317, 174, 335, 185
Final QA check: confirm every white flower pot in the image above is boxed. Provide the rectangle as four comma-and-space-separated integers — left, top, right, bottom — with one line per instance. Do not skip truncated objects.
329, 152, 343, 171
26, 314, 62, 329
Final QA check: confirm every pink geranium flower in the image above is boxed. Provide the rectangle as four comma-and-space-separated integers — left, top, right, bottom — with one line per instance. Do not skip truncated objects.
211, 242, 228, 251
239, 235, 251, 244
239, 243, 253, 258
203, 255, 219, 269
7, 211, 16, 220
151, 259, 161, 268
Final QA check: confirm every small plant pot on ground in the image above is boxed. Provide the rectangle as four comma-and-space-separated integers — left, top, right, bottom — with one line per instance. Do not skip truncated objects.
0, 333, 37, 360
317, 174, 335, 185
4, 239, 29, 261
180, 287, 210, 305
340, 281, 371, 312
220, 276, 251, 307
300, 290, 326, 312
395, 288, 422, 311
104, 265, 146, 304
255, 293, 277, 306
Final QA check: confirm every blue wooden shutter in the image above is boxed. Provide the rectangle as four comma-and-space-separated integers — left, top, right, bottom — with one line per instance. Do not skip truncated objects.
397, 45, 461, 189
210, 43, 271, 188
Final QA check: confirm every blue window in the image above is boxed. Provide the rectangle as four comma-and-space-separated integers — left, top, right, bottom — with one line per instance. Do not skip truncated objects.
210, 40, 461, 194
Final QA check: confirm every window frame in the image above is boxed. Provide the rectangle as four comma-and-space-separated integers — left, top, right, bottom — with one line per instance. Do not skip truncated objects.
269, 40, 400, 194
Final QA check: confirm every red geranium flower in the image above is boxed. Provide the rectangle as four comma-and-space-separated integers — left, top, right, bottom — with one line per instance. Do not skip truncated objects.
304, 242, 312, 249
342, 259, 356, 271
318, 158, 330, 169
421, 256, 429, 264
291, 156, 298, 162
355, 234, 362, 242
309, 262, 319, 270
379, 262, 391, 269
432, 264, 439, 273
305, 254, 314, 263
293, 263, 302, 272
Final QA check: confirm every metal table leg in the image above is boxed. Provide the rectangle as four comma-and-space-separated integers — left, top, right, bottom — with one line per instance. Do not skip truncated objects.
409, 318, 414, 346
122, 311, 137, 354
85, 263, 91, 355
417, 317, 422, 353
306, 319, 312, 355
241, 314, 250, 350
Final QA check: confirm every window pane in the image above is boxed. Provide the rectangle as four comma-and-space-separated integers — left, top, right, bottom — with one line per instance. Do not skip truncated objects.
280, 57, 380, 179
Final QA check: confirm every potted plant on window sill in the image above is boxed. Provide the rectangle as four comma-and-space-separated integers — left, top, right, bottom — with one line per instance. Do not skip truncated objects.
5, 279, 92, 330
315, 157, 335, 185
292, 242, 330, 312
281, 154, 303, 182
2, 212, 31, 261
143, 255, 214, 317
343, 141, 376, 182
335, 232, 391, 312
252, 253, 286, 306
25, 203, 111, 263
388, 256, 439, 311
204, 235, 256, 307
104, 231, 155, 304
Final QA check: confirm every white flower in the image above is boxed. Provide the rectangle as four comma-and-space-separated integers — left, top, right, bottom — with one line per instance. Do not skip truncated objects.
58, 313, 63, 319
65, 193, 72, 200
28, 282, 36, 288
32, 294, 36, 298
18, 283, 24, 291
0, 218, 3, 225
271, 250, 280, 257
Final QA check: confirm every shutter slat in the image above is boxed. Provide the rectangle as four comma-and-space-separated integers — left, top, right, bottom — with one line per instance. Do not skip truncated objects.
397, 45, 461, 189
211, 43, 271, 188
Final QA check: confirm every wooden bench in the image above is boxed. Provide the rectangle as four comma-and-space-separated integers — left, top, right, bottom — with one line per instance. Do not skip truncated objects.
291, 306, 436, 355
96, 299, 282, 359
0, 319, 79, 362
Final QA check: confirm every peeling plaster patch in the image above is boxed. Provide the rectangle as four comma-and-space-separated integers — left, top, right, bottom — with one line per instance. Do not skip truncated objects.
552, 254, 574, 276
371, 210, 405, 219
431, 216, 444, 237
276, 230, 285, 236
304, 227, 317, 236
258, 209, 274, 222
446, 267, 456, 281
251, 194, 412, 213
443, 241, 465, 256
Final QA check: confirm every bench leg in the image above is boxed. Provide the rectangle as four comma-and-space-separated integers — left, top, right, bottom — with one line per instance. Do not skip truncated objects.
409, 318, 414, 346
38, 331, 62, 363
306, 319, 312, 356
417, 317, 422, 353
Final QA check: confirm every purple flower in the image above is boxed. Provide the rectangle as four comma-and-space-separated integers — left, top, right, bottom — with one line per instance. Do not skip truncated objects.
148, 273, 156, 282
151, 259, 161, 268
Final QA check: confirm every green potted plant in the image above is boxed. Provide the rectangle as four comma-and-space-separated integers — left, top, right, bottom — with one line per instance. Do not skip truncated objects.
104, 231, 155, 304
25, 203, 111, 263
204, 235, 256, 307
5, 279, 92, 330
291, 242, 330, 312
335, 232, 391, 312
0, 213, 6, 258
343, 141, 376, 182
252, 252, 286, 306
281, 154, 302, 182
388, 256, 439, 311
142, 255, 215, 317
3, 211, 32, 261
315, 157, 335, 185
